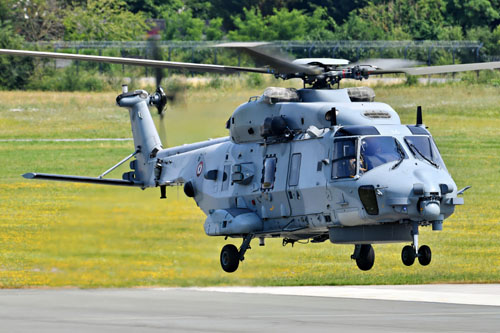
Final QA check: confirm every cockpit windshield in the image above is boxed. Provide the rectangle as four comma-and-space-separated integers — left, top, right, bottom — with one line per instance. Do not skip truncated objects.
360, 136, 406, 173
404, 136, 446, 169
332, 136, 406, 179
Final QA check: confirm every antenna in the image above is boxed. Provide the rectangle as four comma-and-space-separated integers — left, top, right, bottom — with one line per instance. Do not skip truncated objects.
416, 106, 423, 126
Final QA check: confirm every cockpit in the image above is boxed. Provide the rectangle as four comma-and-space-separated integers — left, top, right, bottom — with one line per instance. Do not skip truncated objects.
332, 128, 446, 179
404, 135, 446, 170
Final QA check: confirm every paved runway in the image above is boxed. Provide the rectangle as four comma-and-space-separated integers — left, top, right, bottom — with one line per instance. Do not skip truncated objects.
1, 285, 499, 332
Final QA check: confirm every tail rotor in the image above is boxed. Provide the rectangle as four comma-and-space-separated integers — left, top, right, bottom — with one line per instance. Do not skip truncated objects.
149, 86, 168, 147
149, 37, 169, 147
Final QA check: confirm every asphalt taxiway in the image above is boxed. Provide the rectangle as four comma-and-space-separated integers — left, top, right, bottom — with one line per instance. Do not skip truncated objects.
1, 285, 499, 332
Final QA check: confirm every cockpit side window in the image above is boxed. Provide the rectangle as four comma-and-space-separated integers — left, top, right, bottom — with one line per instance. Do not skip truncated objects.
332, 138, 357, 179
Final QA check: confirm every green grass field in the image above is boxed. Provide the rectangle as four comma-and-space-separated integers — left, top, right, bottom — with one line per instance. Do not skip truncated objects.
1, 82, 499, 287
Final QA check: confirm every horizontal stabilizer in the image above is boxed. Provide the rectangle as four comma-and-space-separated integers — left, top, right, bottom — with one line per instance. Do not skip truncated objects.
22, 173, 143, 187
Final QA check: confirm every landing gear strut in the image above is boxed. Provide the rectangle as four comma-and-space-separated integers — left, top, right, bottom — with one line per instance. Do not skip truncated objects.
220, 234, 253, 273
401, 223, 432, 266
352, 244, 375, 271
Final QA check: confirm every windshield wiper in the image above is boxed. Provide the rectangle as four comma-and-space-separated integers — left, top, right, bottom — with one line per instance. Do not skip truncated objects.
391, 142, 405, 170
408, 142, 439, 168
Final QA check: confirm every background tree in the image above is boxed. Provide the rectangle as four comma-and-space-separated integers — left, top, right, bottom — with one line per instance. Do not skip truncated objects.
335, 0, 447, 40
0, 24, 34, 89
11, 0, 66, 42
283, 0, 368, 26
206, 0, 282, 30
63, 0, 150, 41
446, 0, 500, 30
228, 6, 335, 41
125, 0, 183, 18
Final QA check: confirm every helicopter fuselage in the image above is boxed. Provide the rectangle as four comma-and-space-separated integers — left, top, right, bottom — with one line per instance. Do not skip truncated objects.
141, 88, 462, 247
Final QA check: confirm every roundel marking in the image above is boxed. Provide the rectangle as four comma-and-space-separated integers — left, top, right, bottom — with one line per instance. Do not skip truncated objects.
196, 161, 204, 177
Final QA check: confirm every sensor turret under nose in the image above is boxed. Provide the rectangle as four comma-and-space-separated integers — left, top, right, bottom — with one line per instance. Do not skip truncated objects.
420, 200, 441, 221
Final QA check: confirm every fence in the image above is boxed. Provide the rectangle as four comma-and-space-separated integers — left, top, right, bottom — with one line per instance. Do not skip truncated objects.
28, 40, 484, 74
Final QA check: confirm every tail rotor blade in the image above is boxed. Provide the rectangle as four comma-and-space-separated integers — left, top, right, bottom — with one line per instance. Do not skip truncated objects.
159, 111, 167, 147
148, 38, 167, 147
156, 67, 163, 87
149, 36, 164, 87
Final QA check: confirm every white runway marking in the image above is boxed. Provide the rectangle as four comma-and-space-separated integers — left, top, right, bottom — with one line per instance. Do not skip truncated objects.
0, 138, 133, 142
187, 284, 500, 307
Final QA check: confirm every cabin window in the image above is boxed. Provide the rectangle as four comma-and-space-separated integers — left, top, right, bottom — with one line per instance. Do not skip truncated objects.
261, 157, 277, 190
288, 153, 301, 187
332, 138, 357, 179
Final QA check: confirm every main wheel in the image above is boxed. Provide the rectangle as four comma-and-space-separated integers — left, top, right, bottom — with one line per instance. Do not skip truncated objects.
356, 244, 375, 271
418, 245, 432, 266
220, 244, 240, 273
402, 245, 416, 266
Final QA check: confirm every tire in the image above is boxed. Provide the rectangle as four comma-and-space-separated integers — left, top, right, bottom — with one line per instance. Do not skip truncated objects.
220, 244, 240, 273
402, 245, 416, 266
356, 244, 375, 271
418, 245, 432, 266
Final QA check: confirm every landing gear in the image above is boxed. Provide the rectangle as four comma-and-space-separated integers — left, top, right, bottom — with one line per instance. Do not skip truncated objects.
401, 244, 432, 266
352, 244, 375, 271
418, 245, 432, 266
220, 234, 253, 273
401, 245, 416, 266
220, 244, 239, 272
401, 223, 432, 266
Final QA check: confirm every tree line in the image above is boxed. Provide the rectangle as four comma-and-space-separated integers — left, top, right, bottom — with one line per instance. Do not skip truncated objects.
1, 0, 500, 89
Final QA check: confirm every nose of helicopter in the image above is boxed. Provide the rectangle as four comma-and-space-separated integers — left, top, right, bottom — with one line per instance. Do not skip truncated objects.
355, 160, 458, 226
410, 166, 452, 226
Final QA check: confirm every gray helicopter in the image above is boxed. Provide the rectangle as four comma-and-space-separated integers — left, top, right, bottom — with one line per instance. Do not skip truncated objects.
1, 43, 496, 272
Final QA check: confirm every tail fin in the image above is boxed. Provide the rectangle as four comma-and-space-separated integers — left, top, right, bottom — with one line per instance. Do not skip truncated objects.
116, 87, 163, 187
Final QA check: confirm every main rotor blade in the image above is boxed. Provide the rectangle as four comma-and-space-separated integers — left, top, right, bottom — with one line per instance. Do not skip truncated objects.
372, 61, 500, 75
216, 42, 322, 75
0, 49, 272, 74
351, 58, 422, 70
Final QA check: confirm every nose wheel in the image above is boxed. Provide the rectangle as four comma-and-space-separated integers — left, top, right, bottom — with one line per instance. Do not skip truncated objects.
401, 222, 432, 266
417, 245, 432, 266
401, 245, 416, 266
401, 245, 432, 266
